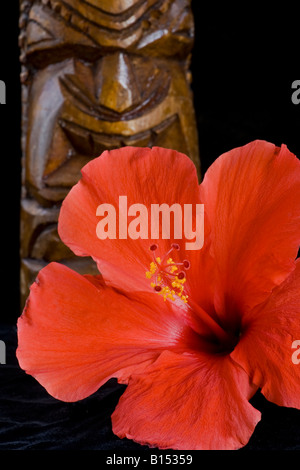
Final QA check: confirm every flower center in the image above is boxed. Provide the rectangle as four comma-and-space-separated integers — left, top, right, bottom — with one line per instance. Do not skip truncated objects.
146, 243, 238, 352
145, 243, 190, 303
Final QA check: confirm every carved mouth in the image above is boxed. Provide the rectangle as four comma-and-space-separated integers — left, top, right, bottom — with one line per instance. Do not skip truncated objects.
38, 112, 183, 199
59, 114, 179, 154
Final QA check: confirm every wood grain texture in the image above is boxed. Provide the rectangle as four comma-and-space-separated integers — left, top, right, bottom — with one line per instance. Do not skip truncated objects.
19, 0, 200, 307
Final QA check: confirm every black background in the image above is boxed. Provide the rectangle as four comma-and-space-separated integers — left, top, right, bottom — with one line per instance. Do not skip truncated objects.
0, 1, 299, 461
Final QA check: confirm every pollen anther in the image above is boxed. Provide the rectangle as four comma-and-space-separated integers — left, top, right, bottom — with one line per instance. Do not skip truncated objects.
146, 244, 189, 303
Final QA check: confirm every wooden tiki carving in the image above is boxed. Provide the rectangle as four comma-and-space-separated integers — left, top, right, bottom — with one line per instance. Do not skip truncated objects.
19, 0, 200, 307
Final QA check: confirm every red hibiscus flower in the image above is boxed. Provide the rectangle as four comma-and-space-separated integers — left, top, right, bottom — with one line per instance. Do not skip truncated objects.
17, 141, 300, 450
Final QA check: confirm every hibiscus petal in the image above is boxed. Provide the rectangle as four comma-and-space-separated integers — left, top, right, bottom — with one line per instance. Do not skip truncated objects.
112, 350, 260, 450
17, 262, 200, 402
58, 146, 201, 292
199, 140, 300, 320
231, 260, 300, 409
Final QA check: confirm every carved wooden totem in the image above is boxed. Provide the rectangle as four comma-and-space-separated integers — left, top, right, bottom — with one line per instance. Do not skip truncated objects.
19, 0, 200, 307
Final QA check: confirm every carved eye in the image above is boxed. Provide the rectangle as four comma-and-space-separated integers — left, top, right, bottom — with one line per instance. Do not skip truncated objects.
134, 1, 194, 58
22, 2, 104, 68
21, 0, 195, 70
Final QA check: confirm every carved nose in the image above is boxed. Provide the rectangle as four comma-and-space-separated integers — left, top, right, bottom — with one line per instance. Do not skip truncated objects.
96, 52, 142, 113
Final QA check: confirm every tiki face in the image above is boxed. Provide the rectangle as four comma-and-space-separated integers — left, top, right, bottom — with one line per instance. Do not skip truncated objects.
20, 0, 200, 304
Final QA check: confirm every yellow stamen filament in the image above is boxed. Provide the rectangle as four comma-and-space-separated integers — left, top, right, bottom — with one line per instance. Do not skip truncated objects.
145, 245, 189, 304
145, 244, 237, 349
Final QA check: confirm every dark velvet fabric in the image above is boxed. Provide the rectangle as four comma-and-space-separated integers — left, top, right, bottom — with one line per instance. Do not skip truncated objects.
0, 324, 299, 451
